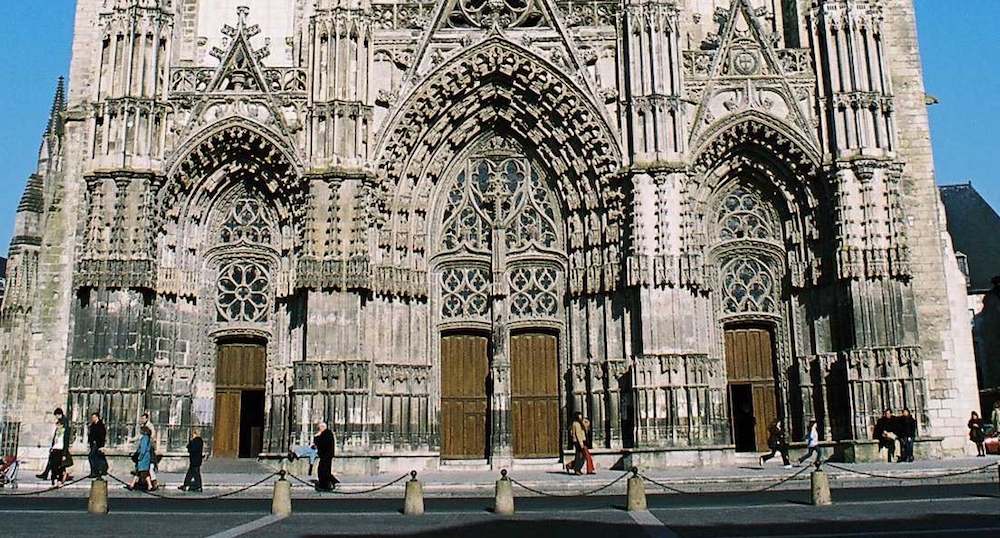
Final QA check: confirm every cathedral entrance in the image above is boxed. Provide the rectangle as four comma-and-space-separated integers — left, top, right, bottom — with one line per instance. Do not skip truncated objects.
724, 327, 778, 452
213, 341, 266, 458
433, 135, 566, 463
440, 333, 490, 459
511, 332, 560, 457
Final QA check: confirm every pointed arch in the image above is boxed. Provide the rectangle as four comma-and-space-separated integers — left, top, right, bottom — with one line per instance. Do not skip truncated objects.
370, 36, 626, 296
374, 36, 621, 209
691, 114, 834, 290
161, 119, 306, 229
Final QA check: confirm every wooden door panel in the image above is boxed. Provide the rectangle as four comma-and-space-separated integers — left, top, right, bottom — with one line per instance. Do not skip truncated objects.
213, 389, 241, 457
511, 333, 559, 458
441, 334, 488, 459
725, 328, 774, 382
752, 382, 777, 451
726, 328, 778, 452
217, 343, 266, 388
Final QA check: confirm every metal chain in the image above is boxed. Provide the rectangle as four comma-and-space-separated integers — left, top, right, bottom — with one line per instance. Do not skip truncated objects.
642, 459, 820, 496
825, 461, 999, 481
0, 474, 90, 497
508, 470, 631, 498
105, 471, 279, 501
285, 471, 412, 495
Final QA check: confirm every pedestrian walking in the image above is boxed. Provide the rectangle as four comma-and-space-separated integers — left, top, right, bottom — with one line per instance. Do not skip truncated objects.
968, 411, 987, 457
36, 407, 65, 480
797, 419, 821, 466
178, 428, 203, 492
873, 409, 900, 462
566, 412, 587, 475
759, 419, 791, 468
126, 426, 154, 491
897, 409, 918, 463
87, 412, 108, 477
991, 402, 1000, 432
582, 416, 596, 474
313, 422, 339, 491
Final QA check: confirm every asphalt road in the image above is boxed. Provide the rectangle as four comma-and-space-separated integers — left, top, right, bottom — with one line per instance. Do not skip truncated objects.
0, 482, 997, 537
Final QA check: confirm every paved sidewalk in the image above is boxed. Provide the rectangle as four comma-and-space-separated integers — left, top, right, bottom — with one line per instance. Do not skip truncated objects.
4, 455, 997, 499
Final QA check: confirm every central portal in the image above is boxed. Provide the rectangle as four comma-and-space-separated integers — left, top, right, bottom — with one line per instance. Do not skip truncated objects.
433, 135, 567, 463
214, 341, 266, 458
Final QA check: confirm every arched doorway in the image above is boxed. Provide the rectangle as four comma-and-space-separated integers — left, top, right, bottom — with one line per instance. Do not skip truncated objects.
711, 184, 788, 452
433, 135, 564, 461
213, 339, 267, 458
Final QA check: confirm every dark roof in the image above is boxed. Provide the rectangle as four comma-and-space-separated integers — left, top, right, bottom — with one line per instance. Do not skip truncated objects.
940, 183, 1000, 292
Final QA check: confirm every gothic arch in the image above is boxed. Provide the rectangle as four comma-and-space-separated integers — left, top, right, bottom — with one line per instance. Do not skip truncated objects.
370, 37, 625, 296
690, 115, 834, 289
161, 120, 306, 230
155, 121, 304, 299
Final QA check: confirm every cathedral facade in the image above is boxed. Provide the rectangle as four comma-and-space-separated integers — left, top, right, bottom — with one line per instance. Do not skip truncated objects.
0, 0, 980, 470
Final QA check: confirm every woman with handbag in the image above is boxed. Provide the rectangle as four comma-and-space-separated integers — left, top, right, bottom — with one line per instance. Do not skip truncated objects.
968, 411, 987, 457
126, 426, 155, 491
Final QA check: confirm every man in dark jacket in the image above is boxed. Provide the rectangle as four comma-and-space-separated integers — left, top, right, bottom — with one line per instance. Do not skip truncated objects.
313, 422, 338, 491
87, 412, 108, 478
897, 409, 918, 463
178, 428, 204, 492
873, 409, 899, 462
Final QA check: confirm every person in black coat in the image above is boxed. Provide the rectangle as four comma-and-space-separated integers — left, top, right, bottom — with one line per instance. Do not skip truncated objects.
896, 409, 918, 463
87, 412, 108, 477
313, 422, 339, 491
178, 428, 204, 492
873, 409, 900, 462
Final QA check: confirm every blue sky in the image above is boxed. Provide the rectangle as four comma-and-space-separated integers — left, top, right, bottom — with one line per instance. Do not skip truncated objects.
0, 1, 996, 255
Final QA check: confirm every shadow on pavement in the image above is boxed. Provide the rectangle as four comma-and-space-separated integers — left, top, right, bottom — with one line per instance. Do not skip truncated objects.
303, 519, 647, 538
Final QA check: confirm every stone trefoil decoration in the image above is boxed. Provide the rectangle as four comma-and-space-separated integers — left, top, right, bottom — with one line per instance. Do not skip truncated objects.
447, 0, 546, 29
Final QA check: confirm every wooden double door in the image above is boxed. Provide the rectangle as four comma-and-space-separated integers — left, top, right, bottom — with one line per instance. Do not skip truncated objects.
724, 327, 778, 452
440, 332, 559, 459
214, 342, 267, 458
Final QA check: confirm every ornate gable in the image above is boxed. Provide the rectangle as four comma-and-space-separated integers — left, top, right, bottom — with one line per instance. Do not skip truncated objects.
208, 7, 270, 93
686, 0, 817, 151
167, 7, 307, 157
404, 0, 588, 84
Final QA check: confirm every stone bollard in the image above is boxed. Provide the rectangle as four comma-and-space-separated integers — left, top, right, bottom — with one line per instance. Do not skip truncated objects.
494, 470, 514, 515
88, 477, 109, 515
271, 471, 292, 517
626, 467, 647, 512
810, 468, 832, 506
403, 470, 424, 516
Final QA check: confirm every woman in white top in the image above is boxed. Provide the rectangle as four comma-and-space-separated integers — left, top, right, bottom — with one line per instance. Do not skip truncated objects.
797, 419, 821, 466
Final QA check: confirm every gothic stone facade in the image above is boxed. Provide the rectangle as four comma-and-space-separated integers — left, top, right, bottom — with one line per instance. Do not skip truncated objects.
0, 0, 980, 470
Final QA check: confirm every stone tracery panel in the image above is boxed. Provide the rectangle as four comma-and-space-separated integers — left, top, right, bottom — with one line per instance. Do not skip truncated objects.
440, 267, 491, 319
720, 257, 777, 315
